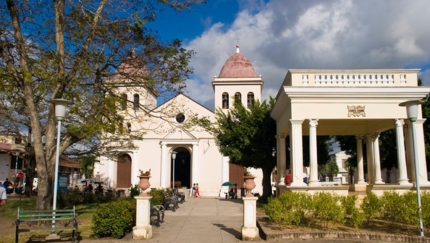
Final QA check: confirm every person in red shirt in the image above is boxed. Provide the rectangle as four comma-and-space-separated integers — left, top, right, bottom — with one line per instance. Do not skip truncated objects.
285, 171, 291, 186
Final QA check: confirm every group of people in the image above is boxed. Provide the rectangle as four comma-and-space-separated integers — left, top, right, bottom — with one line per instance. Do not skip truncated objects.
228, 184, 238, 199
190, 183, 200, 197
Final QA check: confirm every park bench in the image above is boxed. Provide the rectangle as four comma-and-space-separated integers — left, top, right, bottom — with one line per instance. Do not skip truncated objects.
15, 206, 78, 243
173, 188, 185, 203
163, 191, 179, 212
150, 205, 165, 227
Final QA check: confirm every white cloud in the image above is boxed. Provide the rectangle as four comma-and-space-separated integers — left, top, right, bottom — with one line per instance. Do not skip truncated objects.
184, 0, 430, 106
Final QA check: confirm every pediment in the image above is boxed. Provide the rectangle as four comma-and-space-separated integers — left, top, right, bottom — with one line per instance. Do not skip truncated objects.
163, 127, 197, 140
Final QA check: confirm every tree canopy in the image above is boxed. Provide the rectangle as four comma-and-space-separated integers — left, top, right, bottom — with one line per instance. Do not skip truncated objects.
0, 0, 205, 210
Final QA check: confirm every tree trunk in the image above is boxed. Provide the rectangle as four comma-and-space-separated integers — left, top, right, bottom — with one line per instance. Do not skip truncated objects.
260, 165, 274, 203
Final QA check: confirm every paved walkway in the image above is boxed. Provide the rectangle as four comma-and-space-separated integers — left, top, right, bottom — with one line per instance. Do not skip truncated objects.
82, 197, 399, 243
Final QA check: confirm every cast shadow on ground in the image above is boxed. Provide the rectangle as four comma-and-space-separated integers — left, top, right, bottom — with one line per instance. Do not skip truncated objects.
212, 223, 241, 240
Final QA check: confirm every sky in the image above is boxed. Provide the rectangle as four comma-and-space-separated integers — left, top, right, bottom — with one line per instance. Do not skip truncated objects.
149, 0, 430, 111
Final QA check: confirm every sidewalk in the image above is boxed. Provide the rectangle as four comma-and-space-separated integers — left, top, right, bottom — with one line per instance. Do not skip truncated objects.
81, 197, 413, 243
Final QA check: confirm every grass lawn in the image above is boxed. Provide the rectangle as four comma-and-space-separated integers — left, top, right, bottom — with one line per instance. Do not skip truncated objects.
0, 197, 101, 243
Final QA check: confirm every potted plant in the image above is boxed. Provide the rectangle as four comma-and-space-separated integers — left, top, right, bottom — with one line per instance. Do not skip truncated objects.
137, 169, 151, 196
243, 170, 256, 197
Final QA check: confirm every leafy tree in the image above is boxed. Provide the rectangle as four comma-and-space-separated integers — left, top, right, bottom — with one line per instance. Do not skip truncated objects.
0, 0, 204, 210
204, 98, 277, 201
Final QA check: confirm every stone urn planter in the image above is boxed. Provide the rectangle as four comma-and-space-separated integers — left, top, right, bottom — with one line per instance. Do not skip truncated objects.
243, 176, 256, 197
138, 176, 151, 196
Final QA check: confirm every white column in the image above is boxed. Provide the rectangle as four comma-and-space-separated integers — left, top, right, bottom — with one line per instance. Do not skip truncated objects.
160, 143, 167, 188
241, 197, 259, 240
108, 158, 115, 188
277, 134, 287, 185
414, 119, 430, 186
355, 135, 366, 184
365, 134, 374, 184
395, 119, 410, 185
192, 143, 199, 185
308, 119, 320, 186
372, 133, 384, 184
275, 135, 281, 185
220, 156, 230, 197
289, 119, 306, 187
133, 196, 152, 239
131, 151, 139, 186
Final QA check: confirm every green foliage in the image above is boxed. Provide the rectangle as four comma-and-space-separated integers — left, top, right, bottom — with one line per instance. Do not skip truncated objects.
263, 192, 312, 226
92, 199, 136, 239
79, 155, 96, 179
129, 184, 141, 199
350, 208, 365, 228
360, 192, 381, 224
421, 191, 430, 227
341, 194, 358, 216
401, 191, 419, 226
312, 192, 345, 228
380, 191, 407, 223
148, 188, 165, 206
318, 161, 339, 179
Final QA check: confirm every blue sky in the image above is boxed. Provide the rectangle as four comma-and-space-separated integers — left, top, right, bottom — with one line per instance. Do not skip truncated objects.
149, 0, 430, 110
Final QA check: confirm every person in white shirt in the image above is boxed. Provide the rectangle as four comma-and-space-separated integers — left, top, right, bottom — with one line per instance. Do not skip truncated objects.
0, 184, 7, 206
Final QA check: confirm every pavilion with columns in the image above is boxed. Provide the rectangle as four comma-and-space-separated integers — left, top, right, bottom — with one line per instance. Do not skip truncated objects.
271, 69, 430, 195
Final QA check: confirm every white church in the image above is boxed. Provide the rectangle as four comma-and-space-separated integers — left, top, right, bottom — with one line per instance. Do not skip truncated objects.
97, 46, 264, 197
96, 45, 430, 197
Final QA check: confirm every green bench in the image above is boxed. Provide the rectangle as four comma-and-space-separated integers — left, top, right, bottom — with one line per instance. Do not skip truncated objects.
15, 206, 78, 243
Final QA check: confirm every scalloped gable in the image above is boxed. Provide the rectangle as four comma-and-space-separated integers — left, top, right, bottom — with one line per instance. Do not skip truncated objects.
156, 93, 214, 117
163, 127, 197, 140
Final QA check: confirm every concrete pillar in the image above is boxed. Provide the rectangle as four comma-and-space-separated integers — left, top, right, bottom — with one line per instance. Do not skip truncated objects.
192, 142, 199, 184
355, 135, 366, 184
372, 133, 384, 184
308, 119, 320, 186
275, 135, 281, 185
365, 134, 374, 184
289, 119, 306, 187
133, 196, 152, 239
277, 134, 287, 185
242, 197, 259, 240
395, 119, 410, 185
220, 156, 230, 197
160, 143, 167, 188
413, 119, 430, 186
132, 151, 139, 185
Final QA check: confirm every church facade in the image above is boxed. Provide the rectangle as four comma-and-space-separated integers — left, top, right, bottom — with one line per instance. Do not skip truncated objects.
96, 46, 264, 197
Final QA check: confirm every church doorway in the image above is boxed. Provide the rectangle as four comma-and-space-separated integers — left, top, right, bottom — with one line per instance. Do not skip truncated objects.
171, 147, 191, 189
117, 153, 131, 188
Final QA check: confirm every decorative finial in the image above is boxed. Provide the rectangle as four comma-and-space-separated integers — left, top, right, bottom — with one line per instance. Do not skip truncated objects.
235, 34, 240, 53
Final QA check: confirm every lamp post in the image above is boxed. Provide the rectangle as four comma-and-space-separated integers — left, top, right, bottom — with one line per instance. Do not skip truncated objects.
51, 98, 71, 236
399, 99, 425, 237
13, 150, 20, 195
171, 151, 177, 189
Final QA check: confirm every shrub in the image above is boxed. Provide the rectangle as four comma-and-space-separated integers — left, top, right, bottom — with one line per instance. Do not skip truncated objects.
341, 195, 357, 216
92, 198, 136, 239
421, 191, 430, 227
360, 192, 381, 224
350, 208, 365, 228
148, 188, 164, 206
263, 192, 311, 226
312, 192, 345, 228
129, 184, 141, 199
401, 191, 419, 226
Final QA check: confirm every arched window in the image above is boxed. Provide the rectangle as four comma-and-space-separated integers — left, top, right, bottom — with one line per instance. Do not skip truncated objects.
234, 92, 241, 103
133, 94, 139, 110
222, 92, 229, 109
121, 94, 127, 110
247, 92, 254, 107
127, 123, 131, 133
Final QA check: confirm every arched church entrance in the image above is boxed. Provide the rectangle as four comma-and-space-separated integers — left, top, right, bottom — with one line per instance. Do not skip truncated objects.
117, 153, 131, 188
171, 147, 191, 189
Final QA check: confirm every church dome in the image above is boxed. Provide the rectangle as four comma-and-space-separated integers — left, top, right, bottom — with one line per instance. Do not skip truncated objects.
218, 45, 257, 78
114, 51, 148, 79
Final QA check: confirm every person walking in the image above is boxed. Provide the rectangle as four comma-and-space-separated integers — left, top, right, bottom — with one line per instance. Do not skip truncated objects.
191, 183, 196, 197
195, 183, 200, 197
3, 178, 12, 194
